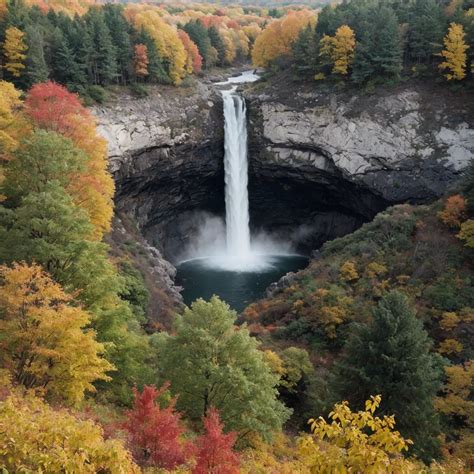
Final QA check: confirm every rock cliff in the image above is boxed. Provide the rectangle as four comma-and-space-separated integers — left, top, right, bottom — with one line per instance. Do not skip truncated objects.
244, 80, 473, 250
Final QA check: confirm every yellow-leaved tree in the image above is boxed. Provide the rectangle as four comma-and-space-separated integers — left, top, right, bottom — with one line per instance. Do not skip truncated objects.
126, 5, 187, 85
2, 26, 27, 78
298, 395, 416, 473
320, 24, 356, 76
439, 23, 469, 80
0, 263, 114, 406
252, 10, 315, 67
0, 375, 139, 473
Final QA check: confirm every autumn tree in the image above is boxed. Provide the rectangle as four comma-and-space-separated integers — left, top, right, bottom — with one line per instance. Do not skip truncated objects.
0, 263, 113, 405
124, 384, 194, 469
153, 296, 291, 441
252, 10, 315, 67
2, 26, 27, 78
438, 194, 467, 228
439, 23, 469, 80
332, 291, 443, 462
133, 43, 149, 79
193, 408, 240, 474
178, 30, 202, 74
320, 25, 356, 76
298, 395, 416, 472
24, 82, 114, 238
0, 385, 139, 472
435, 362, 474, 461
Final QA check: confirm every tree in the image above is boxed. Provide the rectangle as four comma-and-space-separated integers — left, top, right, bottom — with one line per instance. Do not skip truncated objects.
183, 20, 215, 69
438, 194, 467, 228
178, 30, 202, 75
154, 296, 291, 441
408, 0, 444, 64
133, 43, 149, 79
435, 362, 474, 461
2, 26, 27, 78
332, 291, 443, 462
298, 395, 415, 472
0, 263, 113, 405
24, 26, 49, 85
352, 6, 402, 83
0, 387, 139, 472
320, 25, 356, 76
123, 384, 194, 469
193, 408, 240, 474
439, 23, 469, 80
24, 82, 114, 239
252, 10, 315, 68
51, 28, 85, 87
208, 26, 226, 66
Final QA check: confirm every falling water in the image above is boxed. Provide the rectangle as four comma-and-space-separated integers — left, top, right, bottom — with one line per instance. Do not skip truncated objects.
222, 88, 251, 257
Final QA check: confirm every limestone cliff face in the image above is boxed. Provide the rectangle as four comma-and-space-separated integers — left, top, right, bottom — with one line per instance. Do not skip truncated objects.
244, 82, 473, 250
245, 84, 473, 202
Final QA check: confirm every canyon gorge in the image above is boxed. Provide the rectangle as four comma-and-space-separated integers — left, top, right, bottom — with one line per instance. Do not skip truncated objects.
93, 73, 474, 321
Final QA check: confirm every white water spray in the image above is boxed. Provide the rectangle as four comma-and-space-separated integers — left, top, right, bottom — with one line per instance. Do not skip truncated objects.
223, 88, 251, 257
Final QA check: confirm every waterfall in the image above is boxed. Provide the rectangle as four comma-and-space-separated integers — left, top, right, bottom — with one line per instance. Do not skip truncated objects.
222, 88, 251, 257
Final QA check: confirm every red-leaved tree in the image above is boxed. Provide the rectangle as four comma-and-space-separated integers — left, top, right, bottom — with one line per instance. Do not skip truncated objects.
193, 408, 240, 474
124, 384, 195, 470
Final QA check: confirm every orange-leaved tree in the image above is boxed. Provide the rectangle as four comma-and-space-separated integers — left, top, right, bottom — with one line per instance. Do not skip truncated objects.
252, 10, 315, 67
133, 43, 149, 79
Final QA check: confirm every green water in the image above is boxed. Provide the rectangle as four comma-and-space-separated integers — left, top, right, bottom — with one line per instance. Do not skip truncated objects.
175, 255, 308, 312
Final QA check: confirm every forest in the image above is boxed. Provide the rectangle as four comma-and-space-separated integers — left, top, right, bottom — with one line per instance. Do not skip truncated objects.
0, 0, 473, 472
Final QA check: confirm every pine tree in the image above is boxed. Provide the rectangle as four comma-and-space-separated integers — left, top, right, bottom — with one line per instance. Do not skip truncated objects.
352, 6, 402, 83
24, 26, 49, 86
52, 28, 85, 87
408, 0, 445, 64
183, 20, 214, 69
292, 24, 319, 77
332, 291, 443, 462
136, 27, 168, 84
208, 26, 226, 66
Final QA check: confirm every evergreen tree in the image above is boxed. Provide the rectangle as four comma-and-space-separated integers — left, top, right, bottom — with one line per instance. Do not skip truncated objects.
408, 0, 445, 64
85, 8, 117, 85
183, 20, 214, 69
332, 291, 444, 462
292, 24, 319, 77
153, 296, 291, 441
51, 28, 85, 88
208, 26, 226, 66
24, 26, 49, 86
136, 27, 168, 84
352, 5, 402, 83
103, 4, 132, 84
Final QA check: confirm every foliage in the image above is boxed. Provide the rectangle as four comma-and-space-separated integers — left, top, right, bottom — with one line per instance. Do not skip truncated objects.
435, 361, 474, 461
438, 194, 467, 228
0, 263, 113, 406
298, 395, 415, 473
0, 386, 139, 473
154, 296, 291, 442
133, 43, 149, 79
333, 291, 444, 462
439, 23, 469, 80
193, 408, 240, 474
2, 26, 27, 78
123, 384, 194, 469
252, 10, 315, 67
320, 25, 355, 76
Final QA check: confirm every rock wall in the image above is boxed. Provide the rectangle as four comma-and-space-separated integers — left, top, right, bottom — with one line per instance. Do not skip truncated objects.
244, 80, 473, 250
